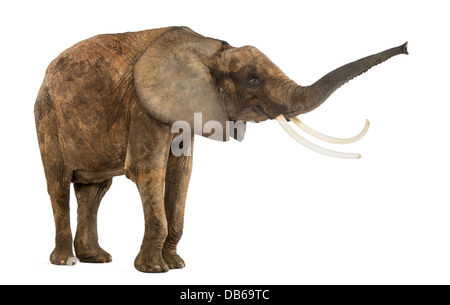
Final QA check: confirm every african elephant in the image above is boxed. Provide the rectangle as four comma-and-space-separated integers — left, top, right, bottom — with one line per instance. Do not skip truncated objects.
34, 26, 407, 272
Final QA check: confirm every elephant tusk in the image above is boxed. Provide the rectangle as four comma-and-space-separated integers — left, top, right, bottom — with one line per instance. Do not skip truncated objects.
290, 117, 370, 144
276, 115, 361, 159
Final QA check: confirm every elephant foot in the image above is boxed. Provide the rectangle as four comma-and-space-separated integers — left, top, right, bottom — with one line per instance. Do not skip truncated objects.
50, 247, 77, 266
75, 246, 112, 263
134, 250, 169, 273
162, 250, 185, 269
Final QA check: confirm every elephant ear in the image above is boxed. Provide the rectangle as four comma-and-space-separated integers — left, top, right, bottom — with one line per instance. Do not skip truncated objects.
134, 27, 239, 141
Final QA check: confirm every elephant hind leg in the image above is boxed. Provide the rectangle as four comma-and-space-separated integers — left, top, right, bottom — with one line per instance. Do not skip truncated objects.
46, 176, 75, 266
48, 182, 76, 266
74, 179, 113, 263
49, 187, 77, 265
36, 113, 75, 266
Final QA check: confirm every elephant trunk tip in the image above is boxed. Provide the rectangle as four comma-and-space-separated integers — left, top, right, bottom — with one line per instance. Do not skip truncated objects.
401, 41, 409, 55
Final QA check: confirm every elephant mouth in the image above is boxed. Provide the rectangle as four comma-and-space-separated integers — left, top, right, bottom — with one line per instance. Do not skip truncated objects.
252, 105, 269, 120
228, 104, 271, 123
276, 114, 370, 159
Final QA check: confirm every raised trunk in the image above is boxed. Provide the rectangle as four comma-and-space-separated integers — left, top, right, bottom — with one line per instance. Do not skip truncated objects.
283, 42, 408, 119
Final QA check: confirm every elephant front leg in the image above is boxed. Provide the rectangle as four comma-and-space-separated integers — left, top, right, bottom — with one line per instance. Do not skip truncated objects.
163, 135, 194, 269
134, 170, 170, 273
126, 109, 174, 273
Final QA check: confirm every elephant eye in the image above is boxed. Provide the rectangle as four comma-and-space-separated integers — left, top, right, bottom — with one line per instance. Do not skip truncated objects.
248, 75, 262, 88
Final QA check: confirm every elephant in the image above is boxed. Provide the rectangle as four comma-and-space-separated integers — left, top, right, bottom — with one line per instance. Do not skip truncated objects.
34, 26, 408, 272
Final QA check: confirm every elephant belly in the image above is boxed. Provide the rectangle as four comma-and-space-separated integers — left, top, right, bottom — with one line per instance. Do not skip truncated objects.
72, 168, 125, 184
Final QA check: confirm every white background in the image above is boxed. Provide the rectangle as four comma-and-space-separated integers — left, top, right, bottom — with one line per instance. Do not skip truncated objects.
1, 0, 449, 285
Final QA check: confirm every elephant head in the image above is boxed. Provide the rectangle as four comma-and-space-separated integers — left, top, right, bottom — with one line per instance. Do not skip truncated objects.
134, 27, 407, 158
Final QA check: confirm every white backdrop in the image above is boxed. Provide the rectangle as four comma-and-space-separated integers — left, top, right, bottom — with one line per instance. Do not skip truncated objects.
1, 0, 449, 284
